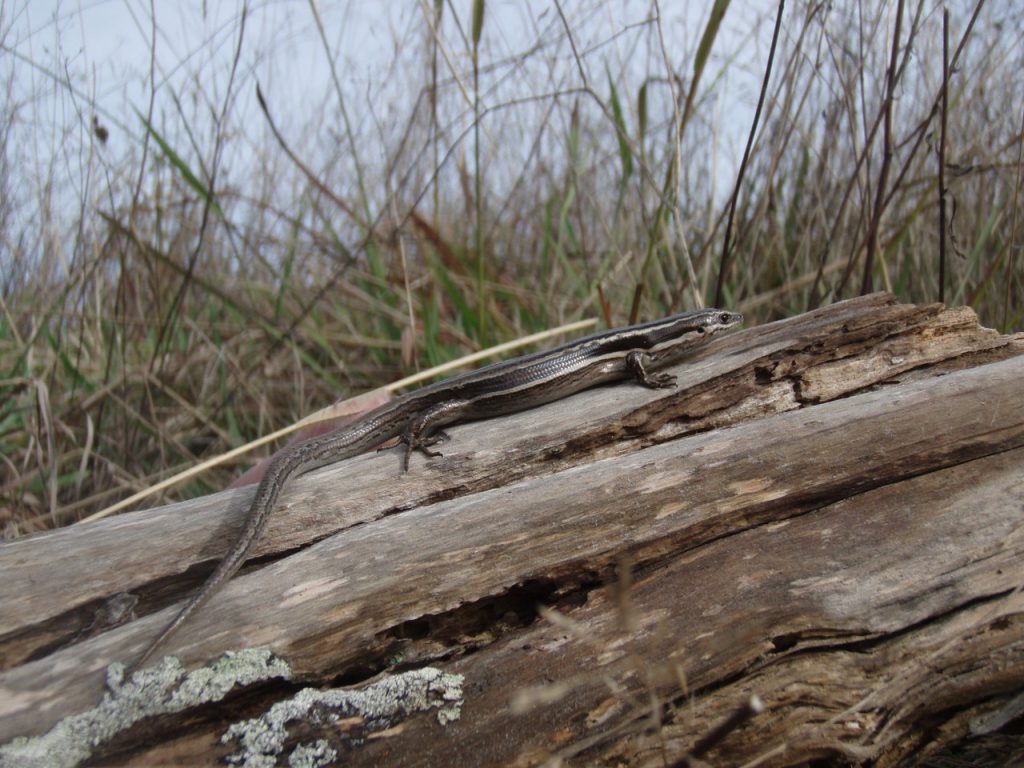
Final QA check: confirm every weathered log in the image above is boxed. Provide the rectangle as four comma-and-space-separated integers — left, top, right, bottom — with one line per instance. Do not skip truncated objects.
0, 294, 1021, 767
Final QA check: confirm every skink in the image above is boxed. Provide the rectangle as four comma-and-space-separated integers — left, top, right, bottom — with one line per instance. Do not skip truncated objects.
130, 308, 742, 671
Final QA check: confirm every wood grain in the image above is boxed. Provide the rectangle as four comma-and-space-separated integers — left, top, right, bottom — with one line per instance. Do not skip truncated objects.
0, 293, 1021, 766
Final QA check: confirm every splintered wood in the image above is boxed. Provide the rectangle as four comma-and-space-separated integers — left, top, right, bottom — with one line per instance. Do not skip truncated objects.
0, 293, 1021, 767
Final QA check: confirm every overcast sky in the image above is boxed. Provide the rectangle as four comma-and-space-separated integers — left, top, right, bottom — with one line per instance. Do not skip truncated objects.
10, 2, 773, 148
3, 1, 782, 260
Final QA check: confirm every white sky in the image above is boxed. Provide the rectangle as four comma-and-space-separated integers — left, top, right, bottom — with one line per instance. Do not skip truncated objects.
1, 0, 783, 264
8, 2, 773, 148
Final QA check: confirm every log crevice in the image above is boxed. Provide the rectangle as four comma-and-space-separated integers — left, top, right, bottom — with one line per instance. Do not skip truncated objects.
1, 294, 1022, 767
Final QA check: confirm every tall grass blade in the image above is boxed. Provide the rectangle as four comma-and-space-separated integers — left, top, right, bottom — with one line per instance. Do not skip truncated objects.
472, 0, 485, 46
134, 108, 223, 218
637, 80, 649, 146
606, 68, 633, 187
684, 0, 731, 128
693, 0, 731, 83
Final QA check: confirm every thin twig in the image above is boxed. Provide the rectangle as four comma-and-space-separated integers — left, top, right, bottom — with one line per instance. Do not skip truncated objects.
861, 0, 905, 295
671, 694, 765, 767
1004, 110, 1024, 329
653, 0, 699, 310
254, 84, 361, 225
828, 0, 983, 299
714, 0, 786, 308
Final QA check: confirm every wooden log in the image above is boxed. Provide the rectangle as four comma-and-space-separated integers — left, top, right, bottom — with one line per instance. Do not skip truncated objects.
0, 294, 1021, 766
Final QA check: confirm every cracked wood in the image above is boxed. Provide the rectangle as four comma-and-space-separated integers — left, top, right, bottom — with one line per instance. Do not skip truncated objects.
0, 293, 1022, 767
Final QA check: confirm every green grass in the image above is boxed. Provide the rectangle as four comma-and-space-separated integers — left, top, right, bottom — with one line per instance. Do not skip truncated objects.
0, 0, 1021, 535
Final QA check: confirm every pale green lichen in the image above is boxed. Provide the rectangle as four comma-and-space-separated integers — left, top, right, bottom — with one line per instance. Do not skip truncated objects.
223, 667, 465, 767
0, 650, 292, 768
288, 739, 336, 768
1, 654, 463, 768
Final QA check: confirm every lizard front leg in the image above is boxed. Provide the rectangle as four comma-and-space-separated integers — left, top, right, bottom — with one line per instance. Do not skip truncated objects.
625, 350, 678, 388
399, 399, 468, 471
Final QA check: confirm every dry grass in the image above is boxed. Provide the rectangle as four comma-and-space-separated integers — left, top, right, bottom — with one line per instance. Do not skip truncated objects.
0, 0, 1021, 537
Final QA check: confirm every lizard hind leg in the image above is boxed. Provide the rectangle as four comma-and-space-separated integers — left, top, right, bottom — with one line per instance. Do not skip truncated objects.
399, 399, 467, 471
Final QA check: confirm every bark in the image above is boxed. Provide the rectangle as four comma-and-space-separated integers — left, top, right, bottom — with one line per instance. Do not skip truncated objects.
0, 294, 1021, 767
